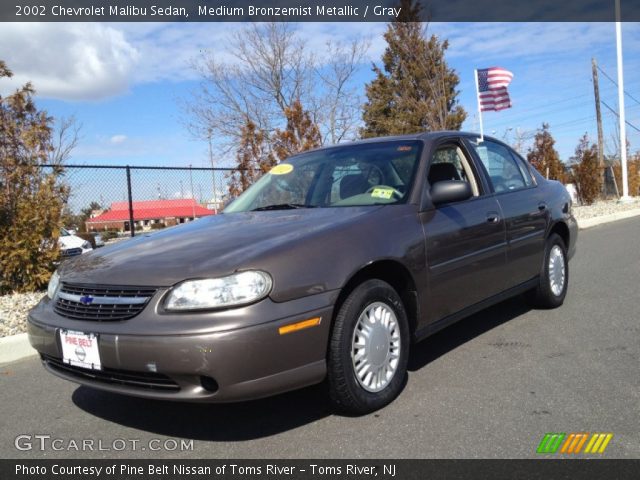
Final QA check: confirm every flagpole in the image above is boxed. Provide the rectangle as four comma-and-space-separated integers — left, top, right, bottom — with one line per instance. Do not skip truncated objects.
474, 69, 484, 142
615, 0, 631, 203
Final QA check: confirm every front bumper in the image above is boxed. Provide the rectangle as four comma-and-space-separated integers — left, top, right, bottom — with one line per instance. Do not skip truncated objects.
28, 291, 336, 402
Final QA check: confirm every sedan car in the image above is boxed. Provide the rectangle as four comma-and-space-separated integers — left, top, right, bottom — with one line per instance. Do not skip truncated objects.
91, 232, 105, 248
58, 228, 93, 258
28, 132, 577, 414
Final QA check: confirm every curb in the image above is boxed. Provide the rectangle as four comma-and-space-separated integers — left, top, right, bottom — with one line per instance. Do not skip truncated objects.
0, 209, 638, 366
577, 207, 640, 229
0, 332, 37, 365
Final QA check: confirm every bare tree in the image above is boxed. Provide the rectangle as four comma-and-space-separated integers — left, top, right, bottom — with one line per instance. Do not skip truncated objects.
502, 127, 535, 155
184, 23, 368, 155
48, 116, 82, 165
312, 39, 369, 144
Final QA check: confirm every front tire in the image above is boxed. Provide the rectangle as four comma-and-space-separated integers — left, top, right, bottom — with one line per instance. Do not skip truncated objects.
327, 279, 409, 414
525, 233, 568, 308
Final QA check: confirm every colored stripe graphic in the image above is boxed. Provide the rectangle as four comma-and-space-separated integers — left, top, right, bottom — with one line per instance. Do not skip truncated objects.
537, 433, 566, 454
584, 433, 613, 454
560, 433, 589, 453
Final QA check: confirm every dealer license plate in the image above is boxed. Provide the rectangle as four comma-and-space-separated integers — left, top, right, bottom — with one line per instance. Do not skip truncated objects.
59, 330, 101, 370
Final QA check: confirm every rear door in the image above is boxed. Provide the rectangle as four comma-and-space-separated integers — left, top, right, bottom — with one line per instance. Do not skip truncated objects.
465, 138, 548, 286
420, 138, 507, 322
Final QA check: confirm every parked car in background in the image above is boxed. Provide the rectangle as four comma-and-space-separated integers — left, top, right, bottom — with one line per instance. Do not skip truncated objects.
29, 132, 577, 414
58, 228, 93, 258
91, 232, 105, 248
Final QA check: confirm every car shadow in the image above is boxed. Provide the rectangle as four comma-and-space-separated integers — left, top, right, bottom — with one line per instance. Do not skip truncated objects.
408, 296, 532, 371
72, 296, 531, 441
72, 381, 332, 442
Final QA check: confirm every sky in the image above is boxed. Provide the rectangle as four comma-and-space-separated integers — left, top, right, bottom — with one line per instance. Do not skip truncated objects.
1, 21, 640, 170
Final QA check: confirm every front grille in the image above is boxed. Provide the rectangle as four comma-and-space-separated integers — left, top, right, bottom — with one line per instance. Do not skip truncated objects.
54, 282, 157, 321
43, 355, 180, 392
61, 248, 82, 257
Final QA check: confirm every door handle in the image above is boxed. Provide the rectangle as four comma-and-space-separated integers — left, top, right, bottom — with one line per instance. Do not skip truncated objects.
486, 213, 500, 224
538, 202, 547, 211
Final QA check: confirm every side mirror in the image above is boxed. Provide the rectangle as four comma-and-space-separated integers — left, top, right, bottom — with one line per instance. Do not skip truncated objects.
430, 180, 473, 206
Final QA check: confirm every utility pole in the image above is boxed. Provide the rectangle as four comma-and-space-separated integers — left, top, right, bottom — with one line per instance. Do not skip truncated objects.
591, 58, 605, 194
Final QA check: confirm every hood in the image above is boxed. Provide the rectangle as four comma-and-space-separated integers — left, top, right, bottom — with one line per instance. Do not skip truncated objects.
58, 234, 87, 250
58, 207, 381, 286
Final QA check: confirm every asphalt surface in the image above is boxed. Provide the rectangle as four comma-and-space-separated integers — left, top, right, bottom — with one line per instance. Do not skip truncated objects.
1, 218, 638, 459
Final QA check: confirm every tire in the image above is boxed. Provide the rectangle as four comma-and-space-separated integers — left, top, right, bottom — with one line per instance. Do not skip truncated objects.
525, 233, 568, 309
327, 279, 410, 414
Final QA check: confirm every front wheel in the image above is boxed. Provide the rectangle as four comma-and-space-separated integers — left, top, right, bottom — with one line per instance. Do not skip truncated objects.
327, 279, 409, 414
525, 233, 568, 308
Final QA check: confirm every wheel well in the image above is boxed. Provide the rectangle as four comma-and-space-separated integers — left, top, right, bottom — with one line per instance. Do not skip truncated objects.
549, 221, 570, 247
333, 260, 419, 335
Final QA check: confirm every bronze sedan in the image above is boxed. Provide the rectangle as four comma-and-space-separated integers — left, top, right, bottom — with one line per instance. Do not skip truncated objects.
29, 132, 577, 414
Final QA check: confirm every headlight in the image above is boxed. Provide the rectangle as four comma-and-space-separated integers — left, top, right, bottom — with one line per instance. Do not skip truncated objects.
165, 271, 272, 311
47, 271, 60, 300
81, 241, 92, 250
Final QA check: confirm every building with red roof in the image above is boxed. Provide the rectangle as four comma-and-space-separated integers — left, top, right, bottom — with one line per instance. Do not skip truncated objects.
86, 198, 215, 232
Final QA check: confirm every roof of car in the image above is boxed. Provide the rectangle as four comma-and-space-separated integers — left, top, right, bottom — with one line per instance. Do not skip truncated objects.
300, 131, 497, 154
352, 131, 481, 142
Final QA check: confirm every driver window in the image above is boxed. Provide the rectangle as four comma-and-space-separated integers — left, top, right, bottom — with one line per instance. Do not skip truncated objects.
428, 144, 480, 196
469, 140, 527, 193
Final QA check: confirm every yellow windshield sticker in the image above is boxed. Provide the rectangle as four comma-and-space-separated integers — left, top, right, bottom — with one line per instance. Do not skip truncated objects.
371, 188, 394, 199
270, 163, 294, 175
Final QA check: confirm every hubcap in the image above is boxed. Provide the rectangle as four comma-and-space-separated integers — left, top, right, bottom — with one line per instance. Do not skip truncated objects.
351, 302, 401, 392
548, 245, 566, 296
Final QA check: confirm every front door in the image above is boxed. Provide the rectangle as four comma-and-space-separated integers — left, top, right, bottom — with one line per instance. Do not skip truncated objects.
420, 140, 507, 323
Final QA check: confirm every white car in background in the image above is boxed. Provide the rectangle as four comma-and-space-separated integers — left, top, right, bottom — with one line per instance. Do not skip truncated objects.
58, 228, 93, 257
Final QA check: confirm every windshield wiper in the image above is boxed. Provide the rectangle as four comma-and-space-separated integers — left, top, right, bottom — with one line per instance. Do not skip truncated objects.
252, 203, 317, 211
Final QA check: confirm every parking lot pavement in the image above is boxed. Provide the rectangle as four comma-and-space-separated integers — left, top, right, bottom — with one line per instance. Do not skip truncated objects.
1, 218, 638, 459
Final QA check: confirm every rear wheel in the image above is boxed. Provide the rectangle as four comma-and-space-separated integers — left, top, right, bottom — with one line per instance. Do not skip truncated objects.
525, 233, 568, 308
327, 279, 409, 414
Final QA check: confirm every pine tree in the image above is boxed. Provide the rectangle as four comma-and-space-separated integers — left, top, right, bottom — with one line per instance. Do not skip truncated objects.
612, 151, 640, 198
270, 100, 322, 162
571, 134, 600, 205
228, 119, 271, 197
527, 123, 566, 182
361, 0, 466, 137
0, 60, 68, 293
228, 100, 322, 196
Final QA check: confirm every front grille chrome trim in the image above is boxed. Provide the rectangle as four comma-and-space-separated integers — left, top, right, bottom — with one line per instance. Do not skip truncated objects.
53, 283, 157, 321
56, 291, 148, 305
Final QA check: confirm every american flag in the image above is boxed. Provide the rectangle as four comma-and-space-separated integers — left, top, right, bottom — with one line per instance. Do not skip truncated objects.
477, 67, 514, 111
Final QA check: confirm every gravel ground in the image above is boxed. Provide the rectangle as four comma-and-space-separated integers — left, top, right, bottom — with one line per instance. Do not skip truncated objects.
0, 199, 638, 339
0, 291, 45, 338
573, 197, 639, 220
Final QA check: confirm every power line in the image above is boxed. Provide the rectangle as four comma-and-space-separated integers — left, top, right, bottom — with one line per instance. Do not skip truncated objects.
601, 100, 640, 133
596, 65, 640, 107
485, 98, 596, 131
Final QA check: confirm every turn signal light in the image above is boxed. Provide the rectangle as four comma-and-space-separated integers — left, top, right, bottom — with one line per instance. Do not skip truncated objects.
278, 317, 321, 335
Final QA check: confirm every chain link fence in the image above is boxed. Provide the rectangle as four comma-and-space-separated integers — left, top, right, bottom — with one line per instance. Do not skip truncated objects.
43, 164, 243, 238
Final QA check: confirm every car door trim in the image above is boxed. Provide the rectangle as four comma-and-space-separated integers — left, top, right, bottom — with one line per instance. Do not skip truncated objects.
429, 241, 508, 272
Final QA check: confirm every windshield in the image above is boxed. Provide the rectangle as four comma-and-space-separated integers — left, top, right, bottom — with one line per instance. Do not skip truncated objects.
224, 140, 422, 213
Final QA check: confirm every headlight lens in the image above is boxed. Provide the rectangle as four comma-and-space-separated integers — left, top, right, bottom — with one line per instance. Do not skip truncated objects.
165, 271, 272, 311
47, 271, 60, 300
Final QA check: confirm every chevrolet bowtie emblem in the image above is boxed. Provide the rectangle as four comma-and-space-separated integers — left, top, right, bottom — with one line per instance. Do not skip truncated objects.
79, 295, 94, 305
